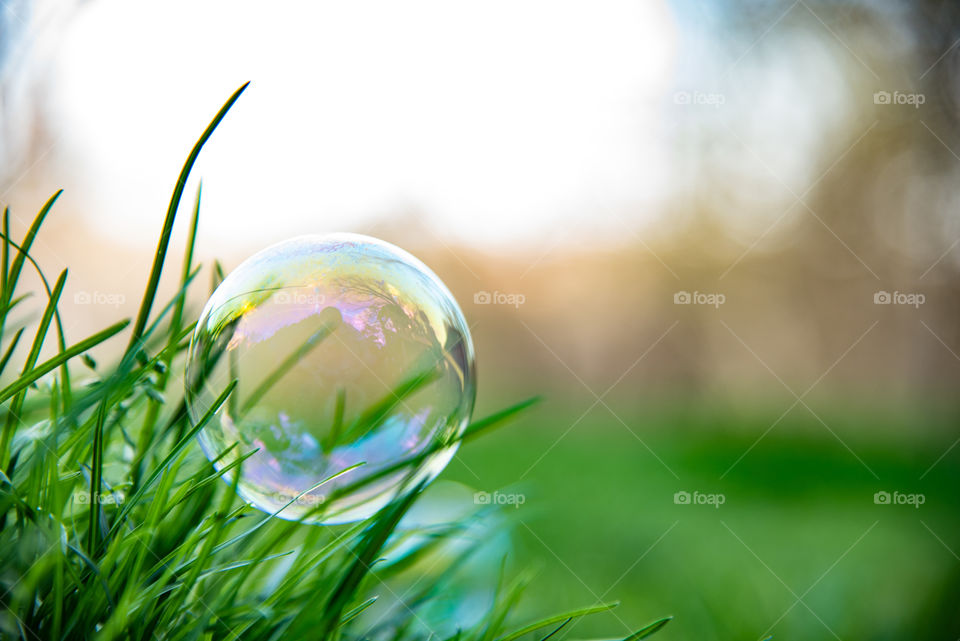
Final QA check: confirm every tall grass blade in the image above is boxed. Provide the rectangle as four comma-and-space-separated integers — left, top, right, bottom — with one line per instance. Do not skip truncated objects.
126, 83, 249, 354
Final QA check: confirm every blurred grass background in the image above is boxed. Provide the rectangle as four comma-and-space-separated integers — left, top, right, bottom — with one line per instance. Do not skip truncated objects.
3, 0, 960, 639
446, 401, 960, 640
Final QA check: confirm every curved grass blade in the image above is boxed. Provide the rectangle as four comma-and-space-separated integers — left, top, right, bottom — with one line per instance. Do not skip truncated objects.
0, 194, 76, 412
204, 461, 366, 559
126, 82, 249, 354
494, 602, 619, 641
0, 190, 61, 321
340, 595, 378, 626
0, 319, 130, 405
539, 618, 570, 641
480, 566, 531, 641
0, 269, 66, 462
0, 326, 24, 376
623, 616, 673, 640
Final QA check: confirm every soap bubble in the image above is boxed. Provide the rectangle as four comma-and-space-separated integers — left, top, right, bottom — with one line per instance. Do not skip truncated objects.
185, 234, 475, 524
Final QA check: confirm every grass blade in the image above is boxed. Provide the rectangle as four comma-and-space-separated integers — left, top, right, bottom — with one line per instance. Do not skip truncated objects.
0, 327, 24, 376
126, 82, 249, 354
0, 191, 61, 322
108, 380, 237, 535
623, 616, 673, 640
0, 269, 66, 462
494, 602, 620, 641
240, 310, 340, 414
87, 398, 108, 554
0, 319, 130, 405
314, 481, 427, 640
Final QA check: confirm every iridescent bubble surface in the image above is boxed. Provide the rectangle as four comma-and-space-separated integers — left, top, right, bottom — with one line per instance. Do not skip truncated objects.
185, 234, 475, 524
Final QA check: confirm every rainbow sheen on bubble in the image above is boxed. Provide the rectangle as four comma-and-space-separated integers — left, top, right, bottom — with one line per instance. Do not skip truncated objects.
185, 234, 475, 524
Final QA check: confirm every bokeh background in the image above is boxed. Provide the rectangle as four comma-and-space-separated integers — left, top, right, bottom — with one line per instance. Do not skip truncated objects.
3, 1, 960, 638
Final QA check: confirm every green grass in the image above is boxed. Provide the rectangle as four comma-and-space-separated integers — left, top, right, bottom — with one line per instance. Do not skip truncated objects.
0, 85, 670, 640
447, 401, 960, 640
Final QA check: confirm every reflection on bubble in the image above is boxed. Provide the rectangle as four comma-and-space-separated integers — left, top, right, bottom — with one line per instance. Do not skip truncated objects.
185, 233, 475, 524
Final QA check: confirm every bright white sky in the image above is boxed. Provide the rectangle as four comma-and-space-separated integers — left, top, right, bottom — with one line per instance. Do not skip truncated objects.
45, 0, 678, 248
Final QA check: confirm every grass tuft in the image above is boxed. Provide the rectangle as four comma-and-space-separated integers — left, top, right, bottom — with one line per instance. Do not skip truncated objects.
0, 84, 668, 640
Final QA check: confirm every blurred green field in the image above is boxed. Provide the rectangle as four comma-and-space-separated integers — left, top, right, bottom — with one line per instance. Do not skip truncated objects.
444, 398, 960, 640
